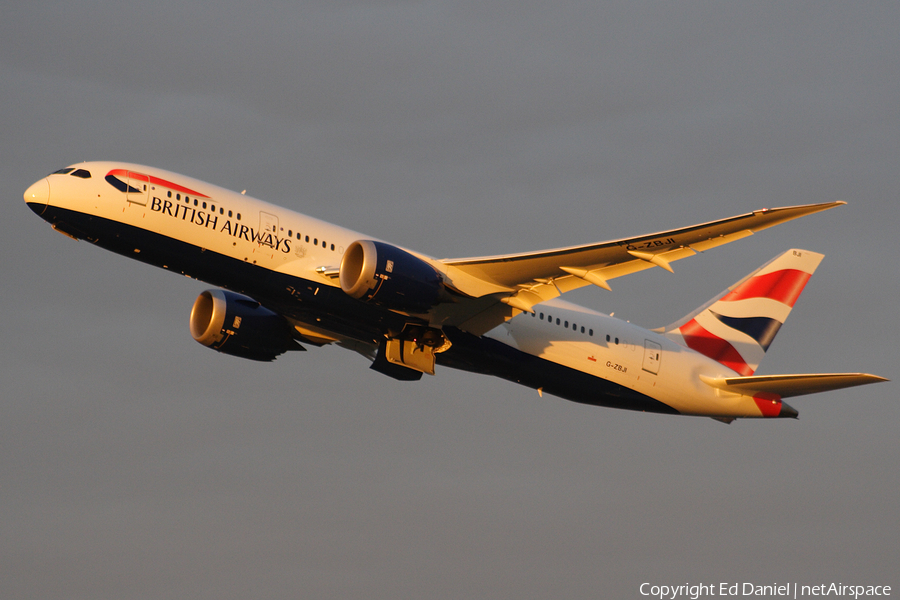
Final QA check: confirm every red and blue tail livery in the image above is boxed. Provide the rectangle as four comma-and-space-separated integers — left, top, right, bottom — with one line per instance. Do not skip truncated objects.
25, 162, 886, 422
664, 249, 820, 376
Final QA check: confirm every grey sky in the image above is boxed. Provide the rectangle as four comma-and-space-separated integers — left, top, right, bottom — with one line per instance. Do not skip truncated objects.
2, 2, 898, 598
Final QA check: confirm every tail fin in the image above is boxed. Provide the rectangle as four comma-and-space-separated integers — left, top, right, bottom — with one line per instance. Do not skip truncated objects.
661, 249, 823, 375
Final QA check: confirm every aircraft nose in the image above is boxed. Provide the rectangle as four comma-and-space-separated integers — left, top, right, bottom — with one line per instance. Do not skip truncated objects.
24, 178, 50, 216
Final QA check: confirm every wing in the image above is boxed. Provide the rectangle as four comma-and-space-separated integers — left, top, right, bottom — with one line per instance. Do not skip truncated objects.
431, 201, 844, 334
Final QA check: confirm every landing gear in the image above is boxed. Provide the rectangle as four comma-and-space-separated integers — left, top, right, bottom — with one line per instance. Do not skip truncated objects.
370, 324, 451, 380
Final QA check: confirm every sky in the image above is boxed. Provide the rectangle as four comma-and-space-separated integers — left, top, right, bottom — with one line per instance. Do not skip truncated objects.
2, 2, 898, 598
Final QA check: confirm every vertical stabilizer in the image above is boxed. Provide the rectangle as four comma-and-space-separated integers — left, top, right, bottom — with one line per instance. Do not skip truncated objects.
662, 249, 823, 375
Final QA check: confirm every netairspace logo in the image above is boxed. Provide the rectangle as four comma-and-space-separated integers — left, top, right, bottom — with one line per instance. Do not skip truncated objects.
639, 582, 892, 600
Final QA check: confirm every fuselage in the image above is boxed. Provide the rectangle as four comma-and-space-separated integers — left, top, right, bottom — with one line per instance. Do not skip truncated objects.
25, 161, 792, 419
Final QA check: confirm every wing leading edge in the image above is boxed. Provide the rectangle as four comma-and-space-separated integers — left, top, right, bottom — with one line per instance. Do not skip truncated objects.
433, 201, 845, 334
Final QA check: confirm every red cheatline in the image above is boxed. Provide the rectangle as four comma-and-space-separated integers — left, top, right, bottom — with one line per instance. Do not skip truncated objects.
107, 169, 210, 198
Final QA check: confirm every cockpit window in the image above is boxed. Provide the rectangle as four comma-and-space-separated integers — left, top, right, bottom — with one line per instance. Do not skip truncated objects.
71, 169, 92, 179
51, 168, 75, 175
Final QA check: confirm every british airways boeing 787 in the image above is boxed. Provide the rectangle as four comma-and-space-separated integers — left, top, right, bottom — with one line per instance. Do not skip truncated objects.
25, 162, 885, 422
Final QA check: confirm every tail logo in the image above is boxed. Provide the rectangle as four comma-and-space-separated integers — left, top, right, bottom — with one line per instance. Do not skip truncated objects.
666, 250, 822, 375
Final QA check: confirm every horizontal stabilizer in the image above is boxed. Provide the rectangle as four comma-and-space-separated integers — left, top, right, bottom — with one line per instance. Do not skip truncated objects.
700, 373, 888, 398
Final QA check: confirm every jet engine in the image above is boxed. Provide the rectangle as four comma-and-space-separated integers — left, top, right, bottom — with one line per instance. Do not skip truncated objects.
339, 240, 446, 312
189, 289, 299, 361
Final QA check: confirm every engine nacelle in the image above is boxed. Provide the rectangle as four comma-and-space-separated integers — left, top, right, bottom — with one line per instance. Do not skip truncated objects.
189, 289, 298, 361
339, 240, 446, 312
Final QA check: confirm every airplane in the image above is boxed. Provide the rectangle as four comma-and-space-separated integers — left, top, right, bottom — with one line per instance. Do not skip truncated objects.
24, 162, 886, 423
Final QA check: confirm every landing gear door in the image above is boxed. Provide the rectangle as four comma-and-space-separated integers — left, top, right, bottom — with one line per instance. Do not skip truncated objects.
643, 340, 661, 374
126, 171, 149, 206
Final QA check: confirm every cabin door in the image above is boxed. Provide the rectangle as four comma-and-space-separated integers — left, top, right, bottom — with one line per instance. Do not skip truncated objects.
126, 171, 149, 206
642, 340, 662, 374
259, 211, 278, 237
